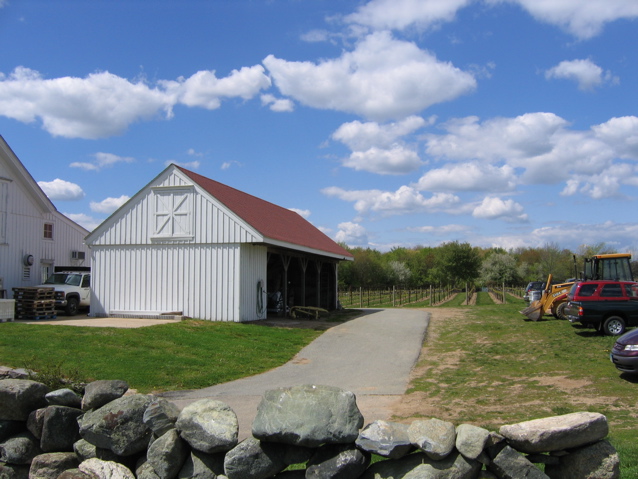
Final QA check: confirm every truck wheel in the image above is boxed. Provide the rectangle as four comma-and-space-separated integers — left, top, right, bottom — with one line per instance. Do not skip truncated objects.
603, 316, 626, 336
556, 302, 568, 320
65, 297, 79, 316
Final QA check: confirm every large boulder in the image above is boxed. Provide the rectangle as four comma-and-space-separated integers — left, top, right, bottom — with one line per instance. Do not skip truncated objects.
0, 431, 42, 465
40, 406, 83, 452
456, 424, 491, 461
403, 452, 481, 479
0, 380, 49, 421
45, 389, 82, 409
28, 452, 79, 479
499, 412, 609, 454
81, 380, 129, 411
252, 385, 364, 447
223, 437, 288, 479
0, 462, 30, 479
361, 451, 480, 479
545, 440, 620, 479
408, 418, 456, 460
175, 399, 238, 454
78, 394, 154, 456
306, 443, 371, 479
356, 420, 413, 459
487, 445, 548, 479
177, 450, 225, 479
146, 429, 189, 479
143, 399, 180, 437
79, 457, 135, 479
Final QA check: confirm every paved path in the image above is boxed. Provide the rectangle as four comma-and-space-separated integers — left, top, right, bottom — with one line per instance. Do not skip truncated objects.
160, 308, 430, 439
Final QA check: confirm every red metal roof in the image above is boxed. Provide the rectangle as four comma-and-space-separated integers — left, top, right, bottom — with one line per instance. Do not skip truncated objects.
177, 166, 353, 259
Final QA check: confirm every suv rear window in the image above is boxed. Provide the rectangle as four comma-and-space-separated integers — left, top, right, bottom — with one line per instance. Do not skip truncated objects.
600, 284, 623, 297
578, 283, 598, 297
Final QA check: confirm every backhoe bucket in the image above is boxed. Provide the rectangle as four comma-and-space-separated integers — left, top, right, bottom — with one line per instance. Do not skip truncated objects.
520, 300, 544, 321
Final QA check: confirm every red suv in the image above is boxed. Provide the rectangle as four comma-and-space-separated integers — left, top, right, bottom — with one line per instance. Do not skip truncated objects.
567, 281, 638, 302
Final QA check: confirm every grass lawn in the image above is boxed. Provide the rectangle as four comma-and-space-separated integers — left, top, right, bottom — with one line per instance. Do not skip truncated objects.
0, 319, 322, 393
400, 294, 638, 476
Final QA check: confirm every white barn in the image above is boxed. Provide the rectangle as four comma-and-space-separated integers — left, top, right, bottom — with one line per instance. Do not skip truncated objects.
0, 136, 90, 298
85, 164, 353, 322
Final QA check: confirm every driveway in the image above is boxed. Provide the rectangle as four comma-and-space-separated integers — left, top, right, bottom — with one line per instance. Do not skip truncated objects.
159, 308, 430, 439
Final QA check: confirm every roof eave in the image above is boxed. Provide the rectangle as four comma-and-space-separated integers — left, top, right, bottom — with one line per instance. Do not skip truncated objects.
261, 237, 354, 261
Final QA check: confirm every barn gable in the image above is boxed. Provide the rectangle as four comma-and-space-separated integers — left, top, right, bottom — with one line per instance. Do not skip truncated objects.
87, 165, 262, 246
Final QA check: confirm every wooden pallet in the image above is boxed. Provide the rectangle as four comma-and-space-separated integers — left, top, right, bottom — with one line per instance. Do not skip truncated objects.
12, 287, 55, 300
14, 312, 57, 320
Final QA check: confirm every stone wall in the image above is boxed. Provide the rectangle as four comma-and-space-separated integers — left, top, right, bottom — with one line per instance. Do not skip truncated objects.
0, 378, 620, 479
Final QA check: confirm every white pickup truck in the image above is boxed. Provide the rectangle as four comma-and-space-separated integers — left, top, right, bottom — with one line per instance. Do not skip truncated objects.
38, 271, 91, 316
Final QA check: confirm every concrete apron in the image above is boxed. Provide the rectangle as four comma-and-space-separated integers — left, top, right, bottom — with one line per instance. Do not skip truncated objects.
160, 309, 430, 439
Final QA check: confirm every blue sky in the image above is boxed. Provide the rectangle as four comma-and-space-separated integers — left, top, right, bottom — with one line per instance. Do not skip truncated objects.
2, 0, 638, 253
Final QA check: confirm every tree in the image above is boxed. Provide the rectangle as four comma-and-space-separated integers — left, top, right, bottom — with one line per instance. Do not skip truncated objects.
386, 261, 412, 286
481, 253, 519, 285
435, 241, 481, 287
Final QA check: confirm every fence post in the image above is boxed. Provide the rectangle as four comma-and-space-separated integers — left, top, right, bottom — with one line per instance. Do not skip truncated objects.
502, 282, 506, 304
359, 287, 362, 308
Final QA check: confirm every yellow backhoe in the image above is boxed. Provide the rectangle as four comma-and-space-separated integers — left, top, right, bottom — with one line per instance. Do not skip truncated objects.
521, 253, 634, 321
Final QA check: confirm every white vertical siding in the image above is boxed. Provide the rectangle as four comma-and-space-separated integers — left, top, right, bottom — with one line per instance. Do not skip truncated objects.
239, 244, 268, 321
90, 243, 248, 321
0, 159, 89, 296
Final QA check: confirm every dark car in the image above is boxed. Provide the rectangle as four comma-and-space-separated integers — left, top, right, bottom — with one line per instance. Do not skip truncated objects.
523, 281, 545, 305
611, 328, 638, 374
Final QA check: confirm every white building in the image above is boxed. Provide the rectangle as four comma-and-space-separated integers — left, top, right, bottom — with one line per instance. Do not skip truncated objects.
0, 136, 90, 298
85, 164, 353, 322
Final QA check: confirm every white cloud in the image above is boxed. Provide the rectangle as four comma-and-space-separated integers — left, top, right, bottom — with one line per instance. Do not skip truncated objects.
70, 152, 134, 171
426, 112, 569, 162
335, 221, 368, 245
530, 221, 638, 251
332, 116, 429, 175
408, 224, 471, 235
221, 160, 242, 170
89, 195, 130, 214
38, 179, 85, 201
63, 213, 102, 232
264, 31, 476, 121
0, 65, 271, 139
423, 113, 638, 191
560, 163, 637, 199
345, 0, 471, 31
187, 148, 204, 157
416, 162, 518, 192
0, 67, 172, 139
472, 196, 528, 223
289, 208, 311, 219
332, 116, 429, 151
260, 93, 294, 112
165, 160, 200, 170
488, 0, 638, 39
322, 185, 462, 216
161, 65, 271, 110
545, 59, 618, 91
343, 145, 423, 175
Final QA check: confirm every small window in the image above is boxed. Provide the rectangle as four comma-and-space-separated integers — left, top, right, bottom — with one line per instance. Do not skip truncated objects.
624, 284, 637, 298
44, 223, 53, 239
579, 284, 598, 297
600, 284, 623, 297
